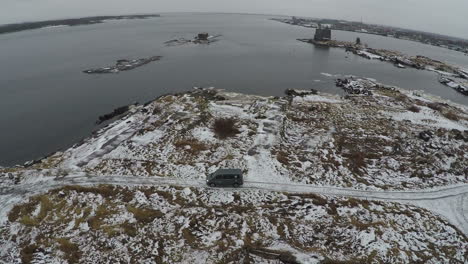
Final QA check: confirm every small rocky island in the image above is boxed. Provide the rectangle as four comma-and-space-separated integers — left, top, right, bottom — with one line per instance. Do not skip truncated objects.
164, 32, 222, 46
83, 56, 162, 74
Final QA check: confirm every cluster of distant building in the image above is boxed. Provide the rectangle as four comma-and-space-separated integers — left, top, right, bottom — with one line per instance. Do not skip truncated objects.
274, 17, 468, 54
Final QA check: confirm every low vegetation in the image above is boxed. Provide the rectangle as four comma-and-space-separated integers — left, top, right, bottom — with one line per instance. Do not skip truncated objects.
213, 118, 240, 139
1, 185, 465, 263
174, 138, 209, 154
407, 105, 420, 112
442, 110, 460, 121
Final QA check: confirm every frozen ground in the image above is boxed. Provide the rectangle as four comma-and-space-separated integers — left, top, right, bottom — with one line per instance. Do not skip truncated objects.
9, 84, 463, 191
0, 179, 466, 263
0, 82, 467, 263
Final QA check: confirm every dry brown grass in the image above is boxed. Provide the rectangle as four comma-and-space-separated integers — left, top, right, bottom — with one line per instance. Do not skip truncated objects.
442, 111, 460, 121
19, 215, 39, 227
56, 238, 81, 263
174, 138, 209, 154
9, 194, 55, 227
333, 133, 375, 176
350, 217, 385, 231
182, 228, 197, 245
245, 246, 299, 264
395, 94, 408, 102
407, 105, 421, 113
5, 184, 464, 264
8, 198, 39, 222
321, 257, 369, 264
20, 244, 39, 264
213, 118, 240, 139
276, 151, 290, 165
152, 106, 162, 115
427, 102, 444, 112
343, 151, 367, 174
289, 193, 328, 206
121, 221, 138, 237
375, 87, 402, 98
88, 204, 117, 230
340, 198, 370, 210
59, 185, 116, 198
127, 206, 163, 224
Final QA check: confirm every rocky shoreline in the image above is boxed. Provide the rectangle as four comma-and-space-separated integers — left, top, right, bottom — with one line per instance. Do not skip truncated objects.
83, 56, 162, 74
3, 79, 467, 190
164, 33, 222, 46
1, 81, 467, 263
0, 14, 161, 35
299, 39, 468, 95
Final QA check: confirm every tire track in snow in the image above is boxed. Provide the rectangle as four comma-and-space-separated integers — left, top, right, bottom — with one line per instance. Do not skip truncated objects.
1, 175, 467, 235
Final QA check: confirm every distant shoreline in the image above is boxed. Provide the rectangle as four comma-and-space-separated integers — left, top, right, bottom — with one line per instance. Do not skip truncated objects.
271, 18, 468, 56
0, 14, 160, 35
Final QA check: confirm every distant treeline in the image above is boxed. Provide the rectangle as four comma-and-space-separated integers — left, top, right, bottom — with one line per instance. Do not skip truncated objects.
0, 14, 160, 35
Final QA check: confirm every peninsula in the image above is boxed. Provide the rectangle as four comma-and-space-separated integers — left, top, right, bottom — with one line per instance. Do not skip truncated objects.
0, 14, 161, 35
1, 79, 467, 263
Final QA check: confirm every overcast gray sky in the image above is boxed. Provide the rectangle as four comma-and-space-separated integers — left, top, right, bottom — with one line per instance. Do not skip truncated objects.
2, 0, 467, 39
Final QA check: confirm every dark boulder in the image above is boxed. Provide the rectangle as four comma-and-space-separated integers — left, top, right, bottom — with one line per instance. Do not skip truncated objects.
451, 129, 466, 141
285, 89, 317, 97
97, 105, 131, 124
419, 130, 433, 142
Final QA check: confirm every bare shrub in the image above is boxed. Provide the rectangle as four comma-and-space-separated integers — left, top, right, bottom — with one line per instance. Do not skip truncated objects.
350, 217, 385, 231
427, 102, 444, 112
395, 94, 408, 102
20, 244, 39, 264
276, 151, 290, 165
152, 106, 162, 115
213, 118, 240, 139
442, 111, 459, 121
344, 151, 367, 175
407, 105, 420, 113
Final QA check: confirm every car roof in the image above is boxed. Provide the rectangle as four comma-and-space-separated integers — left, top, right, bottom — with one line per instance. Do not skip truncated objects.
214, 169, 242, 175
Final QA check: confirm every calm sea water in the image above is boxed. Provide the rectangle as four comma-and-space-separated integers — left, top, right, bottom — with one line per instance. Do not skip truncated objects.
1, 13, 467, 166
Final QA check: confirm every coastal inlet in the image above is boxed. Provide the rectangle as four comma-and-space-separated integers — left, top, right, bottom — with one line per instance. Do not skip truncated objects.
298, 37, 468, 96
83, 56, 162, 74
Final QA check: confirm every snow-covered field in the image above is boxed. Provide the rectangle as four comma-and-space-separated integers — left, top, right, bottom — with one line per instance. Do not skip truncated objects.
18, 83, 464, 191
0, 185, 466, 263
1, 83, 467, 263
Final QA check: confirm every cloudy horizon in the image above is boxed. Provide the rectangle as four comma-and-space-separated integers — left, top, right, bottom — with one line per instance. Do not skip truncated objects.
2, 0, 467, 39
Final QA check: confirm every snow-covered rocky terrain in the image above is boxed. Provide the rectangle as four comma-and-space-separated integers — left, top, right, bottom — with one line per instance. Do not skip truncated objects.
1, 185, 466, 263
10, 81, 465, 190
0, 79, 467, 263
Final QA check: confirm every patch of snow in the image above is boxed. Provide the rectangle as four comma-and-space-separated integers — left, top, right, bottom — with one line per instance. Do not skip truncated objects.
358, 229, 376, 246
293, 94, 343, 104
382, 107, 467, 131
209, 103, 250, 119
320, 72, 334, 77
191, 127, 216, 142
131, 130, 164, 146
357, 50, 382, 60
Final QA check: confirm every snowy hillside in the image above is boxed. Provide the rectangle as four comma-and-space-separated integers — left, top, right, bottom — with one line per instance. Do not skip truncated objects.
0, 80, 467, 263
